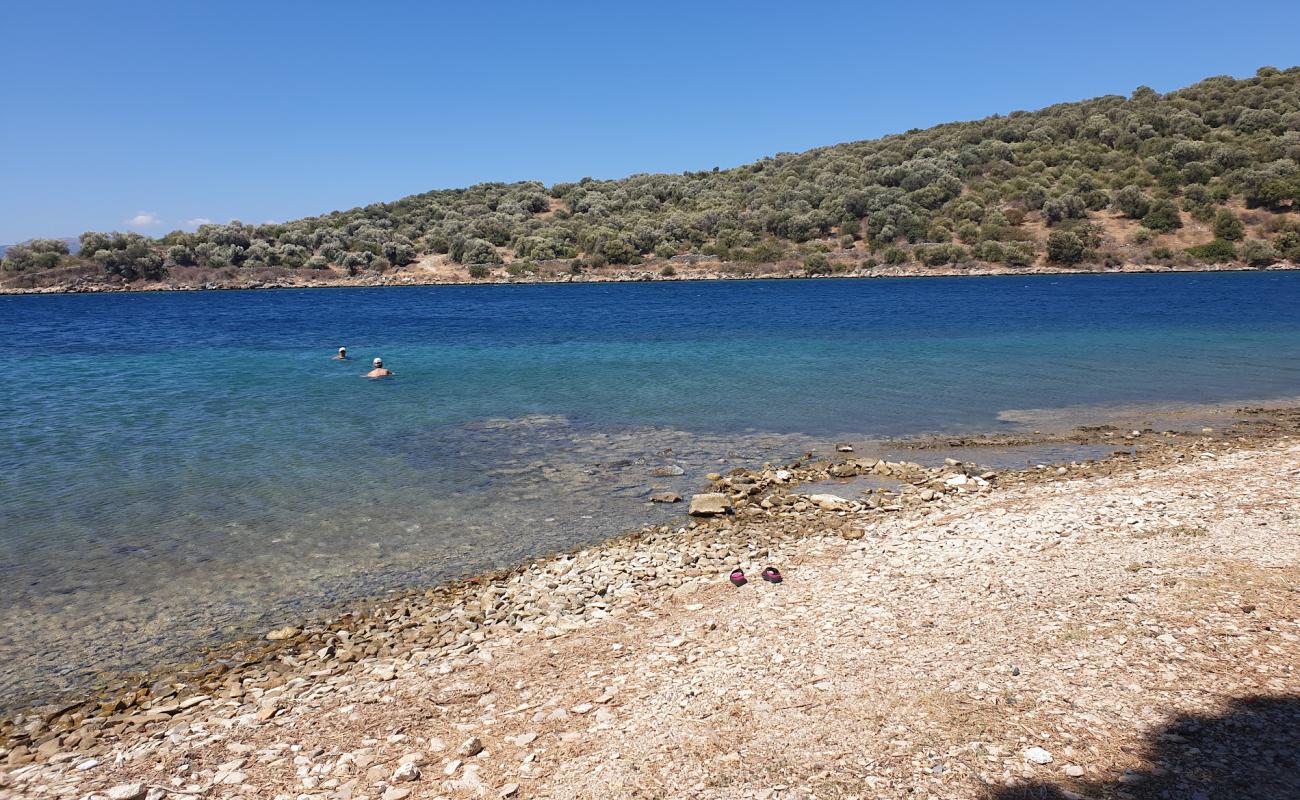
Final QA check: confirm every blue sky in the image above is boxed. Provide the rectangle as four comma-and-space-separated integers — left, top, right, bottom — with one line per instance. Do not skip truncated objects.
2, 1, 1298, 243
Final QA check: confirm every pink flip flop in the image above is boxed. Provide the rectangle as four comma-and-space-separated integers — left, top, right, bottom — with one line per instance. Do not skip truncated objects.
729, 569, 747, 587
761, 566, 783, 584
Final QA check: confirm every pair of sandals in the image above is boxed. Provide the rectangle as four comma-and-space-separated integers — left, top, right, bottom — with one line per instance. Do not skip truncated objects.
730, 567, 782, 587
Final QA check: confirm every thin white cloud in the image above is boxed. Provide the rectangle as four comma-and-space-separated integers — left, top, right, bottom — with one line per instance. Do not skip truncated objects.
127, 211, 162, 227
184, 217, 214, 229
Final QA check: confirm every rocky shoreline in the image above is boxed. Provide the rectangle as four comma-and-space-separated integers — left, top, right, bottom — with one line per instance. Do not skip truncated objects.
1, 260, 1295, 296
3, 407, 1299, 798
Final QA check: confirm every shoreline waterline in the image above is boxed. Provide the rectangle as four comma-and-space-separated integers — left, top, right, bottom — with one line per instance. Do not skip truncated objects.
2, 261, 1298, 297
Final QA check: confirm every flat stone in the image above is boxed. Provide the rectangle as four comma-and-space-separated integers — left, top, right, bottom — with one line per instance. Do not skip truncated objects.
650, 492, 682, 503
1063, 764, 1085, 777
1023, 747, 1053, 764
106, 783, 146, 800
808, 493, 850, 511
688, 493, 732, 516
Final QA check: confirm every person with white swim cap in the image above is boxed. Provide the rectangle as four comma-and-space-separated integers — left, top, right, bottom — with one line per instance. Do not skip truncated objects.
365, 357, 394, 379
332, 346, 349, 360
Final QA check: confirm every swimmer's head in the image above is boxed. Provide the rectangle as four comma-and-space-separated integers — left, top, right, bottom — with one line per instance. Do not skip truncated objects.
338, 347, 346, 355
373, 358, 383, 367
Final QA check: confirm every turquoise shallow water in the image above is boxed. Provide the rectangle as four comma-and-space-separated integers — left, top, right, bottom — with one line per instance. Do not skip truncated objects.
2, 271, 1300, 709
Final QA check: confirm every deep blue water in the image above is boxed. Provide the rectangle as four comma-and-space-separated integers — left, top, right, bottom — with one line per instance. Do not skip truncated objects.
2, 271, 1299, 708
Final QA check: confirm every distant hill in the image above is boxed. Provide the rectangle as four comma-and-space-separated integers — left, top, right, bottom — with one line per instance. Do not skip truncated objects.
4, 67, 1298, 287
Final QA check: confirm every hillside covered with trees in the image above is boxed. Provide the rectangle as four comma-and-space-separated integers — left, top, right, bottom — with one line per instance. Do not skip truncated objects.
5, 67, 1300, 288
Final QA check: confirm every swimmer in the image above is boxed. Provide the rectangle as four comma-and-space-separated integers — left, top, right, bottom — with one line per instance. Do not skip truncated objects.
365, 357, 394, 378
332, 346, 349, 360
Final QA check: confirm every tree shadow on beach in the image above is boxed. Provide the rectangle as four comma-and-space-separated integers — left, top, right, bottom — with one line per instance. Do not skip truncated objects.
991, 694, 1300, 800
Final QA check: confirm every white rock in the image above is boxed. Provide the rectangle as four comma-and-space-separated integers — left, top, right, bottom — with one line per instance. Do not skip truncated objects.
106, 784, 146, 800
391, 762, 421, 782
458, 736, 484, 757
1023, 747, 1053, 764
807, 493, 850, 511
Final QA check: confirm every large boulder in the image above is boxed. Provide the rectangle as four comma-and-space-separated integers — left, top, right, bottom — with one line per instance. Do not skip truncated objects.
688, 493, 732, 516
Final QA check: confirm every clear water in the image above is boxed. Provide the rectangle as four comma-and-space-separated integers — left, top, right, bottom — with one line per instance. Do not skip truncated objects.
2, 272, 1300, 709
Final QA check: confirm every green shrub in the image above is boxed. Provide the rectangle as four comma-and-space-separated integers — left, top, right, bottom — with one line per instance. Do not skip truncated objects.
1185, 239, 1237, 263
1046, 231, 1087, 264
660, 264, 676, 277
467, 264, 491, 279
1212, 210, 1244, 241
1151, 246, 1175, 260
460, 238, 501, 265
1002, 243, 1037, 267
1240, 238, 1279, 266
883, 246, 907, 265
973, 241, 1004, 262
1275, 231, 1300, 261
803, 253, 831, 275
1141, 201, 1183, 233
917, 243, 967, 266
1132, 228, 1155, 245
2, 238, 71, 272
1112, 186, 1152, 219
